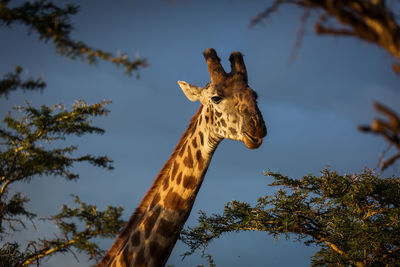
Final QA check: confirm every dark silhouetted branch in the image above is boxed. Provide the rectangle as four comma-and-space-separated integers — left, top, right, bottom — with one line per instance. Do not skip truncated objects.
251, 0, 400, 74
359, 102, 400, 171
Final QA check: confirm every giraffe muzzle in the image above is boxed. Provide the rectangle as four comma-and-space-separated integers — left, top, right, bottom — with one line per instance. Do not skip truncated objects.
243, 132, 263, 149
242, 113, 266, 149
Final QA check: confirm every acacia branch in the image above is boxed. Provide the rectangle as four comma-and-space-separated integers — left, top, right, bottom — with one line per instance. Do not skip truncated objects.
22, 238, 77, 266
314, 24, 357, 36
0, 179, 11, 195
21, 225, 105, 266
359, 102, 400, 171
0, 66, 46, 98
249, 0, 290, 27
251, 0, 400, 73
317, 238, 345, 255
0, 0, 148, 97
20, 196, 125, 266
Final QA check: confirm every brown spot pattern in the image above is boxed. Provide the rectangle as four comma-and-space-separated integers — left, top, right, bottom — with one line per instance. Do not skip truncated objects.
205, 115, 209, 123
176, 172, 182, 185
150, 193, 160, 210
164, 189, 187, 211
157, 218, 176, 237
220, 118, 227, 127
144, 206, 161, 238
135, 247, 146, 266
131, 231, 141, 247
229, 127, 237, 135
163, 176, 169, 191
191, 138, 198, 148
149, 241, 162, 257
178, 144, 185, 157
183, 146, 193, 168
199, 132, 204, 146
121, 247, 132, 267
151, 243, 170, 267
171, 161, 179, 181
196, 150, 204, 170
183, 175, 196, 190
215, 110, 222, 117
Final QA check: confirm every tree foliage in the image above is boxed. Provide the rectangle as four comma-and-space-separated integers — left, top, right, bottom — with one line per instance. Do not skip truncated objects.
0, 0, 148, 96
181, 169, 400, 266
0, 66, 46, 98
2, 196, 125, 267
0, 101, 126, 266
0, 1, 139, 265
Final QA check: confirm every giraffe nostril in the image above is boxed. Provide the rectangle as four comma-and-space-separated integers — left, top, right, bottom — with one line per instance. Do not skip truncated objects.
249, 115, 267, 138
251, 116, 258, 127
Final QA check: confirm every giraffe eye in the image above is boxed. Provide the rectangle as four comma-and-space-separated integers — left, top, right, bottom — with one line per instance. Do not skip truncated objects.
211, 96, 223, 104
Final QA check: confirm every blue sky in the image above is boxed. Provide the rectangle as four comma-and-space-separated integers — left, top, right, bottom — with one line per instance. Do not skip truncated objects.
1, 1, 399, 266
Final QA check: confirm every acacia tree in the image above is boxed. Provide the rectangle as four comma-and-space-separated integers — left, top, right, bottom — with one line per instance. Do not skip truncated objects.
0, 101, 128, 266
0, 0, 148, 265
181, 168, 400, 266
182, 1, 400, 266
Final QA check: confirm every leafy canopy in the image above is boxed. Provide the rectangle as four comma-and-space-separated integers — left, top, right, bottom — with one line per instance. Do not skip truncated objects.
181, 169, 400, 266
0, 0, 145, 265
0, 101, 127, 266
0, 0, 148, 97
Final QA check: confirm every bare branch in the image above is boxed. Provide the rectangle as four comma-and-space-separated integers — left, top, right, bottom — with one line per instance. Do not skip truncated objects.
382, 152, 400, 171
289, 10, 310, 64
359, 102, 400, 171
249, 0, 292, 28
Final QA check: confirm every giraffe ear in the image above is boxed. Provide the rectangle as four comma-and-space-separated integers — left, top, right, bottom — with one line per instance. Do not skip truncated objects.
178, 81, 204, 102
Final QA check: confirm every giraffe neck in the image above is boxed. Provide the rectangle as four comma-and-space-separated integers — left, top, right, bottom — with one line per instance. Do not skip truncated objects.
98, 105, 222, 267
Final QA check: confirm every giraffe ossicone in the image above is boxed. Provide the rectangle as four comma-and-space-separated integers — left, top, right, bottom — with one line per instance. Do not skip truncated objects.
98, 48, 267, 267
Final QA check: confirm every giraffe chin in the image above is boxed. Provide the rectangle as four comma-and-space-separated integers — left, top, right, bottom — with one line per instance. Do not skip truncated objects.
243, 133, 263, 149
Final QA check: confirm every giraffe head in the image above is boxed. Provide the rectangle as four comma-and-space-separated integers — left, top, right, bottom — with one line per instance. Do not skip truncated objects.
178, 48, 267, 149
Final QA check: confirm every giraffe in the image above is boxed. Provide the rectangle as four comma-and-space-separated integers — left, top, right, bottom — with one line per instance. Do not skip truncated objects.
98, 48, 267, 267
